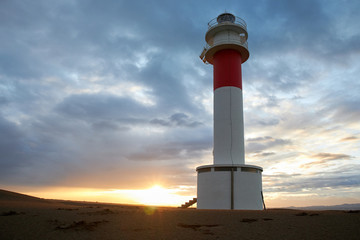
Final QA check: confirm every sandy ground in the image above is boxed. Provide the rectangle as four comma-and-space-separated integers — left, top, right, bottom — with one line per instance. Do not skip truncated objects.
0, 190, 359, 240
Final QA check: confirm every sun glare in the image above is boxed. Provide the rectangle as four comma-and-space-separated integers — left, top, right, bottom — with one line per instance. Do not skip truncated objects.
130, 185, 186, 206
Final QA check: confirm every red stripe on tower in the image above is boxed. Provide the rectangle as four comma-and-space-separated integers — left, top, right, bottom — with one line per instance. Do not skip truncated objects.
213, 49, 242, 90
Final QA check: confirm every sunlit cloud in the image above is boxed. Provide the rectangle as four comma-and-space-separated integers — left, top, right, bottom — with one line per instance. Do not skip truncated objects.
340, 136, 358, 142
311, 153, 352, 161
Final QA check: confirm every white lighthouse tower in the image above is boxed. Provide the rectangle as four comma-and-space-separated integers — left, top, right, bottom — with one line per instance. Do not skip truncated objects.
197, 13, 264, 210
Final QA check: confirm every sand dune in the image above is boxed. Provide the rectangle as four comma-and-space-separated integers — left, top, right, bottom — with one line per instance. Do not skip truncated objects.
0, 189, 359, 239
0, 189, 48, 202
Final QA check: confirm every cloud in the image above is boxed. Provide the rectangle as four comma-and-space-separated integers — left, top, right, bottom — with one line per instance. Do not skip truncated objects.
91, 121, 128, 132
55, 93, 152, 123
126, 138, 211, 162
340, 136, 358, 142
298, 152, 353, 169
265, 159, 360, 193
327, 98, 360, 124
0, 1, 211, 189
248, 0, 360, 63
264, 173, 360, 193
151, 113, 202, 128
254, 152, 276, 158
311, 153, 352, 161
246, 136, 292, 153
0, 116, 28, 171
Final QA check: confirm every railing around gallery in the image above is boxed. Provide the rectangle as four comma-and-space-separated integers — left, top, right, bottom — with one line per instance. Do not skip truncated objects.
207, 15, 247, 31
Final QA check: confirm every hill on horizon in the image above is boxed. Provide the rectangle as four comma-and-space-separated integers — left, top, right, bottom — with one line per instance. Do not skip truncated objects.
0, 189, 47, 202
287, 203, 360, 211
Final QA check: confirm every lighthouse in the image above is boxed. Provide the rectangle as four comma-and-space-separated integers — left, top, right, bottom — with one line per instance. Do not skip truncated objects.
197, 13, 264, 210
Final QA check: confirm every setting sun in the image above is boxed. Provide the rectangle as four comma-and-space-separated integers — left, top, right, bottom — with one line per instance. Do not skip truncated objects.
129, 185, 192, 206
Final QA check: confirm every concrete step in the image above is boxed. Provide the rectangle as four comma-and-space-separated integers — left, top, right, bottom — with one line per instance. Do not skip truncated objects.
179, 197, 197, 208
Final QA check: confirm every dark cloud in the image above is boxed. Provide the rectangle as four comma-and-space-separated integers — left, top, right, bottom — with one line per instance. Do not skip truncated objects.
0, 116, 27, 171
340, 136, 358, 142
253, 152, 276, 158
56, 93, 151, 122
255, 118, 280, 126
264, 95, 279, 108
126, 138, 211, 162
327, 98, 360, 124
170, 113, 202, 127
311, 153, 352, 161
247, 58, 314, 93
300, 158, 352, 170
91, 121, 128, 132
151, 113, 202, 128
0, 113, 82, 186
246, 136, 292, 153
244, 113, 280, 128
248, 0, 360, 61
243, 0, 360, 100
264, 174, 360, 193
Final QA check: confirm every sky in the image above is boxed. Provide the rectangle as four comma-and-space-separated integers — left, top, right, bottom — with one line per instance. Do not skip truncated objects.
0, 0, 359, 208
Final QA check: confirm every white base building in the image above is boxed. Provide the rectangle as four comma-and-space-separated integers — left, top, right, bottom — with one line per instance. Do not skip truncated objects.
197, 164, 263, 210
